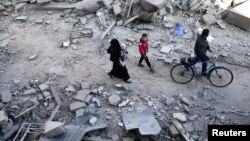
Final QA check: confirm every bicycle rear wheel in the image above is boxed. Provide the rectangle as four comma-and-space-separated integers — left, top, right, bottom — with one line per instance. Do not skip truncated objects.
170, 64, 194, 84
208, 67, 233, 87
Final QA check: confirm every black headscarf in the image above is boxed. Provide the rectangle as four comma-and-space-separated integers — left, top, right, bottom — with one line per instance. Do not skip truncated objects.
109, 39, 121, 62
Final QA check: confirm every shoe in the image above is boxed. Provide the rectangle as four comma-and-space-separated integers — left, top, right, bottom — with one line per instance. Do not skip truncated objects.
108, 72, 113, 78
201, 72, 207, 76
125, 79, 132, 83
150, 68, 154, 73
138, 64, 144, 67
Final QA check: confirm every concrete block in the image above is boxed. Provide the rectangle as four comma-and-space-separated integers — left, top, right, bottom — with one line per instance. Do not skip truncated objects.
39, 83, 49, 92
37, 0, 51, 4
75, 0, 101, 13
44, 121, 65, 137
84, 95, 93, 104
0, 110, 8, 124
140, 0, 167, 13
70, 102, 86, 111
173, 113, 187, 122
74, 89, 90, 101
24, 88, 37, 95
1, 90, 12, 103
108, 94, 121, 106
226, 0, 250, 31
202, 14, 216, 25
75, 108, 85, 117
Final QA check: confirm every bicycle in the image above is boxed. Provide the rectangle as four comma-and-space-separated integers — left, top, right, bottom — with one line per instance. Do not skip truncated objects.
170, 55, 233, 87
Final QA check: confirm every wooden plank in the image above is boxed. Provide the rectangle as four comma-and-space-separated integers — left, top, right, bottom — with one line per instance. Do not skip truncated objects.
100, 21, 116, 40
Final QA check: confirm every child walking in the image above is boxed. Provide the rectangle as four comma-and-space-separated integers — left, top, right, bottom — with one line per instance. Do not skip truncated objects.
138, 33, 154, 72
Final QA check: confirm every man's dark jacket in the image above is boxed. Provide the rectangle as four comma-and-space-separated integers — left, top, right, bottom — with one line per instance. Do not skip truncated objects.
194, 35, 210, 61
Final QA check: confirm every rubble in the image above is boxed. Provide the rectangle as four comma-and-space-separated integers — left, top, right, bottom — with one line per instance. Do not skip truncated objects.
160, 45, 172, 54
75, 108, 85, 117
180, 96, 190, 106
168, 125, 179, 137
113, 3, 122, 17
108, 94, 121, 106
70, 102, 86, 112
173, 113, 187, 122
44, 121, 66, 138
202, 14, 216, 25
75, 89, 90, 101
75, 0, 102, 13
39, 83, 49, 92
140, 0, 166, 13
37, 0, 51, 4
225, 0, 250, 31
89, 116, 98, 126
122, 109, 161, 135
91, 97, 101, 107
183, 123, 194, 132
24, 88, 37, 95
0, 110, 8, 129
1, 89, 12, 103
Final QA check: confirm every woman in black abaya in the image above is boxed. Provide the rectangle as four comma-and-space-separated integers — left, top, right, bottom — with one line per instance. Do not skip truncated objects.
107, 39, 131, 83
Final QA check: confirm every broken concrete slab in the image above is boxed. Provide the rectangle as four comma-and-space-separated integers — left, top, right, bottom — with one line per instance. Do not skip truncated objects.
202, 14, 216, 25
225, 0, 250, 31
64, 85, 76, 95
75, 108, 85, 117
71, 113, 107, 134
39, 83, 49, 92
216, 20, 226, 29
37, 0, 51, 4
180, 96, 190, 106
24, 88, 37, 95
15, 3, 27, 10
0, 110, 8, 128
70, 102, 86, 111
85, 104, 96, 114
122, 109, 161, 135
140, 0, 167, 13
168, 125, 179, 137
108, 94, 121, 106
133, 24, 155, 30
1, 89, 12, 103
160, 45, 172, 54
44, 121, 65, 138
75, 0, 101, 13
183, 123, 194, 132
189, 114, 198, 121
84, 95, 93, 104
74, 89, 90, 101
173, 113, 187, 122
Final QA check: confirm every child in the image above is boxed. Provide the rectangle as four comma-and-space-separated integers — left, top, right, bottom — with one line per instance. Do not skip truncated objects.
120, 43, 128, 67
138, 33, 154, 72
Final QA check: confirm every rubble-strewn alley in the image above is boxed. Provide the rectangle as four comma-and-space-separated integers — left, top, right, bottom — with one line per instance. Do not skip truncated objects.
0, 0, 250, 141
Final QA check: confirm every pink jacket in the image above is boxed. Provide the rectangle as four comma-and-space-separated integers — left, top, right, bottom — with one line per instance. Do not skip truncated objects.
139, 41, 148, 55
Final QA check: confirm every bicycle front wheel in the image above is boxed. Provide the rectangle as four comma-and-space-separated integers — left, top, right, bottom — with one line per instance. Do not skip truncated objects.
208, 67, 233, 87
170, 64, 194, 84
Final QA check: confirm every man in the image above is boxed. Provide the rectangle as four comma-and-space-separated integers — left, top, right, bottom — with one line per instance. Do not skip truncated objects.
194, 29, 212, 76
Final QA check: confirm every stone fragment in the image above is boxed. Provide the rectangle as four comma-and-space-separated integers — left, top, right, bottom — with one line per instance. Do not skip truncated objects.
202, 14, 216, 25
39, 83, 49, 92
168, 125, 179, 136
173, 113, 187, 122
108, 94, 121, 106
70, 102, 86, 111
24, 88, 37, 95
74, 89, 90, 101
89, 116, 97, 126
